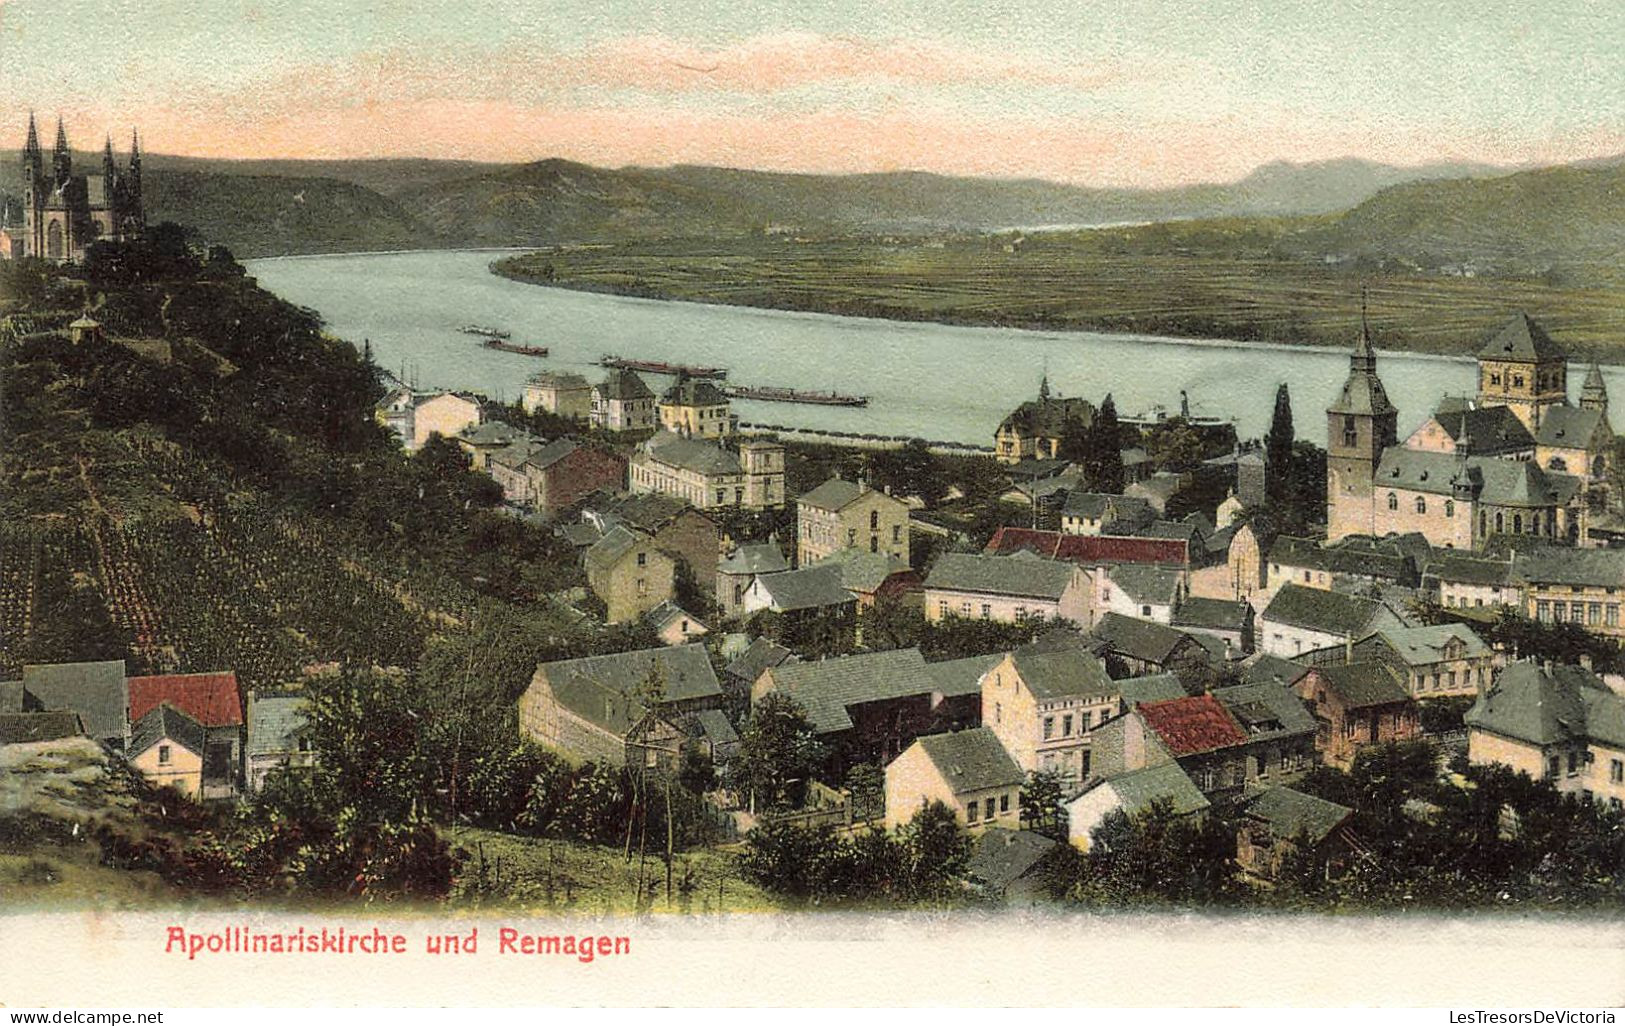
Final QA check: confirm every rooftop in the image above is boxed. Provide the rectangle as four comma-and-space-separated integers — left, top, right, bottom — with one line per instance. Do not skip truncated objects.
751, 565, 855, 612
984, 527, 1188, 568
639, 432, 742, 477
246, 692, 310, 757
722, 637, 798, 685
127, 672, 242, 728
532, 644, 723, 736
1082, 762, 1211, 818
1010, 641, 1117, 701
129, 702, 207, 760
21, 661, 127, 743
1477, 312, 1565, 363
1241, 786, 1354, 843
1090, 612, 1199, 665
1261, 583, 1400, 637
1137, 694, 1248, 757
926, 551, 1080, 603
913, 727, 1025, 794
717, 541, 790, 576
1309, 663, 1411, 710
765, 648, 938, 734
1465, 660, 1620, 749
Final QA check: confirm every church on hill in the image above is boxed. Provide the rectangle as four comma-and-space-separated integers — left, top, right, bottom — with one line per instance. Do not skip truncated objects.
1326, 311, 1613, 550
4, 114, 145, 264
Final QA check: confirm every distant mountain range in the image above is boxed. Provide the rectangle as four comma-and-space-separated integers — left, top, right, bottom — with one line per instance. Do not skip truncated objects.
2, 149, 1620, 278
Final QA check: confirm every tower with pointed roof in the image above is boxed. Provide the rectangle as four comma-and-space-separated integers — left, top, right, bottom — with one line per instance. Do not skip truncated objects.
14, 115, 145, 263
1325, 312, 1399, 541
1580, 362, 1608, 417
1476, 312, 1568, 432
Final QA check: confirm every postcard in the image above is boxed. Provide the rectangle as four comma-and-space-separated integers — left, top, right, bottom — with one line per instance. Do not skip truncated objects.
1, 0, 1623, 1010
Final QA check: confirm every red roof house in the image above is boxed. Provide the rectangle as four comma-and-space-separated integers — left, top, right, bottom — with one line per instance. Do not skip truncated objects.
1137, 694, 1247, 756
984, 527, 1188, 568
127, 672, 243, 727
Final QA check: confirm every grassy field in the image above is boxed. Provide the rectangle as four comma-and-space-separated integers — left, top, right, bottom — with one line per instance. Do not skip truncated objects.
495, 231, 1625, 360
445, 827, 779, 916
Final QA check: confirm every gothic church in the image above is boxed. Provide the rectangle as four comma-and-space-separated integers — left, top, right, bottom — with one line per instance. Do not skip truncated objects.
4, 114, 144, 263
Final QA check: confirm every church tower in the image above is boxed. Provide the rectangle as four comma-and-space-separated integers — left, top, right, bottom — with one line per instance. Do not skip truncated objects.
1326, 313, 1399, 541
1476, 312, 1567, 433
51, 116, 72, 187
21, 114, 42, 258
1580, 362, 1608, 417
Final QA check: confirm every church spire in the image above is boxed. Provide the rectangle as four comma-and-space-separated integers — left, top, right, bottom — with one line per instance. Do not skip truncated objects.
128, 128, 142, 197
1581, 361, 1608, 413
103, 135, 117, 181
1038, 374, 1051, 403
52, 116, 71, 185
1351, 287, 1377, 373
23, 112, 41, 173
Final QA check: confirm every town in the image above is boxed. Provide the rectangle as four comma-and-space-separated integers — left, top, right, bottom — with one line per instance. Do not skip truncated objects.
3, 115, 1624, 912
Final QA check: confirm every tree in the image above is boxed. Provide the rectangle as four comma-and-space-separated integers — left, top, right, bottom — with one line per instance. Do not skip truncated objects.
726, 693, 826, 812
1144, 417, 1206, 474
845, 762, 885, 823
1020, 770, 1066, 838
1090, 394, 1126, 494
902, 800, 972, 898
867, 438, 948, 506
1265, 383, 1295, 506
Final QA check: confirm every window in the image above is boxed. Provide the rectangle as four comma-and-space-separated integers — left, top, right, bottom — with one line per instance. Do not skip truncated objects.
870, 510, 879, 530
1447, 671, 1457, 690
1513, 375, 1524, 388
980, 603, 991, 619
1043, 717, 1054, 740
1387, 493, 1398, 511
1141, 605, 1152, 617
937, 600, 949, 618
1063, 714, 1074, 736
966, 800, 979, 823
847, 529, 857, 545
1536, 600, 1550, 622
1590, 603, 1602, 626
960, 602, 971, 616
1000, 794, 1010, 813
637, 551, 647, 567
995, 702, 1002, 724
1304, 570, 1312, 582
158, 745, 171, 765
1611, 759, 1623, 784
1609, 605, 1620, 628
1343, 415, 1357, 446
1568, 751, 1580, 775
892, 525, 901, 543
1415, 496, 1427, 514
1444, 499, 1454, 518
636, 577, 648, 596
985, 797, 996, 820
871, 536, 879, 553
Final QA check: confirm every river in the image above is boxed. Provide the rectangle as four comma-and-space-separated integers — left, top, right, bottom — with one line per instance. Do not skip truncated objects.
246, 249, 1624, 449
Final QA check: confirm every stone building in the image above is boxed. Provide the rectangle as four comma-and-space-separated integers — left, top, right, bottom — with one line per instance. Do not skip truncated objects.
584, 525, 676, 625
993, 378, 1096, 464
1466, 661, 1625, 811
11, 115, 144, 263
795, 477, 910, 566
658, 375, 736, 439
591, 369, 657, 432
629, 432, 784, 511
981, 638, 1119, 785
884, 727, 1024, 834
523, 372, 593, 421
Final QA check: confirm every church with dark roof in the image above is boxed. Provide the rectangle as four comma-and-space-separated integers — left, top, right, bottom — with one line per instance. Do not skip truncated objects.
1326, 311, 1613, 550
3, 114, 144, 263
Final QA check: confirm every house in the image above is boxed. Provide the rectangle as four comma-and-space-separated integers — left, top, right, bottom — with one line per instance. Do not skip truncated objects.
1423, 550, 1521, 610
1059, 492, 1156, 537
518, 439, 627, 516
487, 434, 551, 504
983, 527, 1189, 571
740, 565, 858, 647
1465, 661, 1625, 810
796, 477, 910, 566
1256, 583, 1406, 659
1210, 680, 1318, 787
1114, 672, 1189, 715
923, 551, 1091, 626
965, 828, 1062, 903
1094, 563, 1185, 624
373, 384, 427, 448
587, 493, 722, 588
128, 703, 208, 800
645, 600, 708, 647
658, 375, 736, 439
629, 432, 785, 510
1234, 786, 1356, 882
590, 369, 657, 432
584, 525, 676, 625
1242, 654, 1313, 691
993, 379, 1095, 464
817, 548, 921, 610
1296, 663, 1420, 770
244, 691, 315, 792
715, 540, 790, 621
523, 371, 593, 421
1187, 520, 1266, 605
1126, 473, 1186, 515
518, 644, 727, 769
982, 637, 1119, 785
455, 420, 528, 471
1514, 546, 1625, 641
19, 660, 128, 749
0, 711, 85, 746
1344, 623, 1497, 699
884, 727, 1024, 833
1088, 612, 1213, 690
721, 637, 797, 696
1064, 762, 1210, 852
411, 392, 483, 450
127, 671, 244, 799
753, 647, 945, 779
1262, 533, 1425, 604
1171, 597, 1255, 658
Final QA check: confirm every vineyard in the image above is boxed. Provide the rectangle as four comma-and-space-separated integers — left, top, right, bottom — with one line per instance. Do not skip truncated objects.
0, 433, 483, 690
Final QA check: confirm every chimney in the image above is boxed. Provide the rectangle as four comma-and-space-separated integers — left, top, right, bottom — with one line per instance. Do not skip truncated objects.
1579, 653, 1593, 672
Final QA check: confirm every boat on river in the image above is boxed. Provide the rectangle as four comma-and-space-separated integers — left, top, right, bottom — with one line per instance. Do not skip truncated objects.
482, 339, 548, 357
599, 354, 727, 379
721, 384, 868, 407
459, 324, 510, 339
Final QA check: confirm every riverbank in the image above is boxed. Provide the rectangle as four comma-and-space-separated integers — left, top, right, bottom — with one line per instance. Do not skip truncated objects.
491, 235, 1625, 361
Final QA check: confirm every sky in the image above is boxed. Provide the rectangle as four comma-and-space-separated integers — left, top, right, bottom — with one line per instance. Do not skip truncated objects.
0, 0, 1621, 187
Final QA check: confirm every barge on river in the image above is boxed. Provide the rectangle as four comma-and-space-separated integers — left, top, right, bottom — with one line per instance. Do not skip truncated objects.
598, 355, 727, 379
460, 324, 510, 339
721, 384, 868, 407
483, 339, 549, 357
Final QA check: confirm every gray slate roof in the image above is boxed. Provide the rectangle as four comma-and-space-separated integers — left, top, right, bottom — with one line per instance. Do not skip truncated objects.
21, 661, 127, 743
752, 565, 855, 612
1477, 312, 1565, 362
1261, 584, 1399, 637
1243, 654, 1312, 688
1085, 762, 1211, 818
1108, 564, 1183, 607
661, 377, 728, 407
584, 524, 651, 572
129, 702, 206, 759
1429, 404, 1534, 455
458, 421, 527, 447
1090, 612, 1198, 665
926, 551, 1079, 602
1465, 660, 1617, 748
966, 828, 1061, 893
764, 648, 937, 734
722, 637, 797, 685
1117, 673, 1189, 709
819, 548, 911, 594
1423, 551, 1516, 588
1212, 680, 1317, 741
1533, 405, 1607, 449
717, 542, 790, 576
913, 727, 1024, 794
1172, 597, 1251, 633
1011, 641, 1116, 701
1242, 786, 1353, 843
1368, 623, 1491, 667
598, 368, 654, 401
1513, 545, 1625, 589
0, 711, 85, 745
924, 652, 1005, 698
640, 432, 741, 476
645, 600, 704, 635
1311, 663, 1411, 710
522, 438, 588, 472
797, 478, 865, 512
535, 644, 724, 735
246, 693, 310, 758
